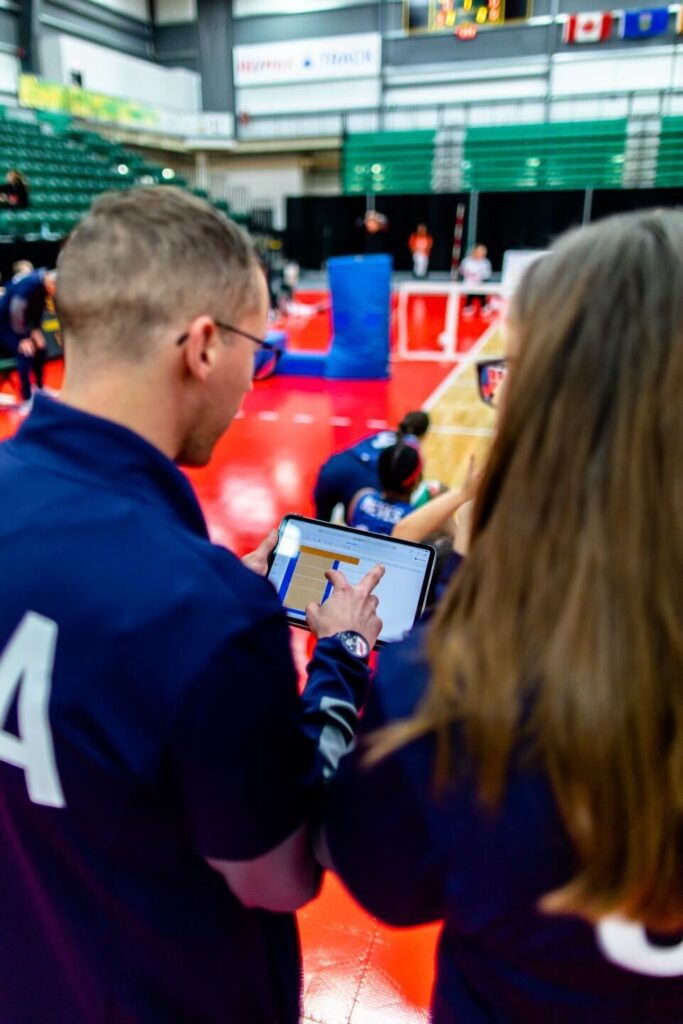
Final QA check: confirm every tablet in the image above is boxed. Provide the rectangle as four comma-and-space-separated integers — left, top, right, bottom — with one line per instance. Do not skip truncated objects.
267, 514, 436, 646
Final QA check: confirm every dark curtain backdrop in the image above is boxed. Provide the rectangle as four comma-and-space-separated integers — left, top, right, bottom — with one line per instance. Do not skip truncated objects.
373, 193, 469, 272
475, 191, 585, 271
286, 193, 469, 271
286, 196, 368, 268
592, 187, 683, 220
287, 188, 683, 274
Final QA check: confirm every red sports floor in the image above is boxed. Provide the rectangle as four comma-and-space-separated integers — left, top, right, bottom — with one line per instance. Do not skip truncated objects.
0, 293, 493, 1023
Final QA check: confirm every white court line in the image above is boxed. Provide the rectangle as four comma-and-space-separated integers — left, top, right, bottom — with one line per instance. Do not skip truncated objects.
293, 413, 315, 424
257, 410, 279, 421
422, 319, 503, 412
330, 416, 351, 427
430, 425, 494, 437
366, 419, 389, 429
432, 396, 486, 411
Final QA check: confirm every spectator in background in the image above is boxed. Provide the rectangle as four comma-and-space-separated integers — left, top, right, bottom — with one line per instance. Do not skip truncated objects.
323, 209, 683, 1024
313, 410, 430, 522
348, 442, 423, 535
0, 170, 30, 209
11, 260, 34, 282
0, 267, 55, 409
359, 209, 390, 255
460, 242, 492, 316
409, 223, 434, 279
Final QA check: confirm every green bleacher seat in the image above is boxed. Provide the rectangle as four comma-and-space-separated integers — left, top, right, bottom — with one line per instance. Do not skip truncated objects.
0, 118, 202, 239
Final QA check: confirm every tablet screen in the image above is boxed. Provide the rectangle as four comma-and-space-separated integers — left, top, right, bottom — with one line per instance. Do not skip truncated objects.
267, 515, 435, 645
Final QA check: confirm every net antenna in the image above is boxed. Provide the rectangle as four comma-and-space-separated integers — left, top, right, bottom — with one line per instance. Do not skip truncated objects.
450, 202, 466, 280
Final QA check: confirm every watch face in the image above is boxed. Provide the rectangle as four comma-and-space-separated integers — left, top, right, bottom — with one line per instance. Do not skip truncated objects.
340, 631, 370, 659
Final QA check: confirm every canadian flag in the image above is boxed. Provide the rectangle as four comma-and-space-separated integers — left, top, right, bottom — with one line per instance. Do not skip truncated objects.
563, 11, 614, 42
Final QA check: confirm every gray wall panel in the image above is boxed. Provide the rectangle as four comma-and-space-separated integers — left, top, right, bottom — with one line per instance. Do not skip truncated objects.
0, 9, 17, 48
18, 0, 39, 71
234, 4, 380, 45
40, 0, 152, 58
385, 2, 403, 32
386, 25, 554, 65
155, 20, 198, 68
45, 0, 151, 37
40, 14, 151, 56
197, 0, 233, 111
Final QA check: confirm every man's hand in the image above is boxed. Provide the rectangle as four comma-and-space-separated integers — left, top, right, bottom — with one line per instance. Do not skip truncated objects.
31, 329, 46, 351
241, 529, 278, 577
17, 338, 35, 357
306, 564, 384, 649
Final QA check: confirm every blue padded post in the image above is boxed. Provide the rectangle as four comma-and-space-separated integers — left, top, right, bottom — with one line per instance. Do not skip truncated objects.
276, 351, 329, 376
325, 254, 392, 380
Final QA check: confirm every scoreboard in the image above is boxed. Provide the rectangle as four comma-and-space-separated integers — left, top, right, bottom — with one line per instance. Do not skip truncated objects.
404, 0, 531, 30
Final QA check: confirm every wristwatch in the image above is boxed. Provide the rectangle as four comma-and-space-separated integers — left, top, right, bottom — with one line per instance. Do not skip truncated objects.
334, 630, 371, 661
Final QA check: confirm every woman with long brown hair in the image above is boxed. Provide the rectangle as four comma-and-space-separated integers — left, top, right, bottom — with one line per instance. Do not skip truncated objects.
323, 209, 683, 1022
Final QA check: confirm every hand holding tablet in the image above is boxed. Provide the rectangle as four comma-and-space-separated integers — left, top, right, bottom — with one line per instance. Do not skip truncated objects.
267, 515, 436, 647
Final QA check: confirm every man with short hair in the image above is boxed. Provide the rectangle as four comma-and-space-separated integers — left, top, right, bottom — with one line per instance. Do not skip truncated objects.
0, 187, 383, 1024
11, 259, 34, 281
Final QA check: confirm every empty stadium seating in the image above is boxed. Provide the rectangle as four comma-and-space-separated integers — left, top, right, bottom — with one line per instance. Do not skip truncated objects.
0, 111, 239, 240
341, 118, 681, 194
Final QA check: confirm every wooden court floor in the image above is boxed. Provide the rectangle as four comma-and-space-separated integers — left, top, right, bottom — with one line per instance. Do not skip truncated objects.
421, 318, 502, 489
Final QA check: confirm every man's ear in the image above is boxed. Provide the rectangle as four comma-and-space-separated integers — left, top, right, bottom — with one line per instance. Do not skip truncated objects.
180, 316, 218, 382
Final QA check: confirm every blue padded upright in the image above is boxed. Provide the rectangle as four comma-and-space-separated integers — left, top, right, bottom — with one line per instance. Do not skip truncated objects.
276, 351, 329, 376
325, 254, 391, 380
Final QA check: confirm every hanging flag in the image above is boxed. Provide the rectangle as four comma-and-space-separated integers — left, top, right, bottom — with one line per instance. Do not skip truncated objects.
620, 7, 669, 38
563, 11, 614, 43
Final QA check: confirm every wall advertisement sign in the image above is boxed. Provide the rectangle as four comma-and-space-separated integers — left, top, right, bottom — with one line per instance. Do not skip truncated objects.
233, 33, 381, 87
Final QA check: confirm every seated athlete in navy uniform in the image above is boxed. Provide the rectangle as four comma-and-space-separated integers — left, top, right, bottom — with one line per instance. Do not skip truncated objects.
322, 210, 683, 1023
347, 441, 423, 535
0, 267, 55, 407
313, 410, 429, 522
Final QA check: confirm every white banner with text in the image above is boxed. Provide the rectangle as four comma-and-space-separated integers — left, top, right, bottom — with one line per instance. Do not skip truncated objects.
233, 33, 381, 87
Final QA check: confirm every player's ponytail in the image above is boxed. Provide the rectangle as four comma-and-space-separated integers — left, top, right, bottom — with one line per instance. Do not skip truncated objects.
397, 410, 430, 439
